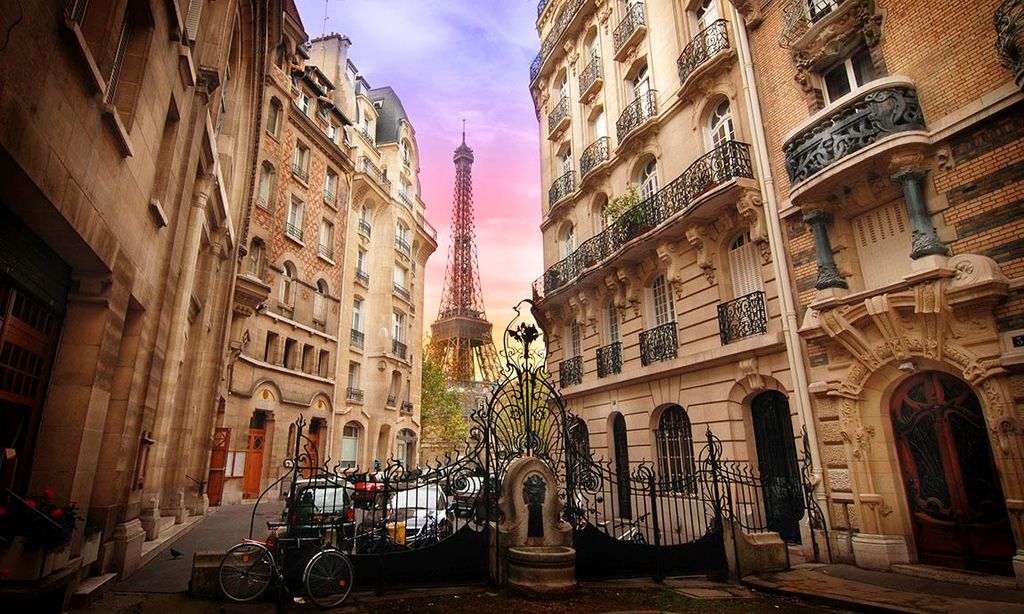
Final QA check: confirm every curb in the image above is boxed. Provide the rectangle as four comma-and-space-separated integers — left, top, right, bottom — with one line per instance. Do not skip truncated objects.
741, 576, 921, 614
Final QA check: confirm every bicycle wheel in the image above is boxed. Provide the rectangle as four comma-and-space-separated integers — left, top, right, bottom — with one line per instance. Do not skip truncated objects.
219, 542, 275, 602
303, 548, 354, 608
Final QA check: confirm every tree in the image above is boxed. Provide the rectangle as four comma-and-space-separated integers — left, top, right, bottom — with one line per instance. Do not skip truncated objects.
420, 357, 468, 450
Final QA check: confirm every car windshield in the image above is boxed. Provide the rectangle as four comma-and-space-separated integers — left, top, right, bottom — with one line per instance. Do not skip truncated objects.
390, 485, 441, 511
297, 486, 350, 513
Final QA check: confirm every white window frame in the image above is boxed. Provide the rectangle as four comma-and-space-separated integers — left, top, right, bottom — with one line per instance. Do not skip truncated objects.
650, 273, 673, 327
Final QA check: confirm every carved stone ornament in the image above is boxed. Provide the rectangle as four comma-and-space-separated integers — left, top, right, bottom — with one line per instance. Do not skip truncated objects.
684, 223, 716, 285
615, 266, 643, 317
730, 0, 764, 28
785, 0, 884, 93
735, 189, 772, 264
655, 240, 687, 300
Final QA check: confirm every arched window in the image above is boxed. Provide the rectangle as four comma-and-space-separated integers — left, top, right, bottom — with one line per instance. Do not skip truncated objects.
592, 194, 608, 234
313, 279, 328, 322
340, 422, 362, 469
396, 429, 417, 467
401, 139, 413, 167
695, 0, 720, 31
567, 417, 592, 469
606, 301, 619, 343
656, 405, 694, 491
559, 223, 576, 259
637, 158, 658, 199
630, 62, 650, 101
707, 99, 734, 148
280, 261, 296, 304
649, 273, 674, 326
247, 239, 263, 277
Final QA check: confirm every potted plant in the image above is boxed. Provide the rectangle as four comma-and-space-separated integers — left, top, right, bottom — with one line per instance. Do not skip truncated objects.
0, 488, 81, 581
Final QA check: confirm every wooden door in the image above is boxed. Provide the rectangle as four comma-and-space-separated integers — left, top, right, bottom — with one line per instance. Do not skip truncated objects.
206, 427, 230, 506
751, 391, 803, 544
891, 371, 1015, 575
242, 428, 265, 498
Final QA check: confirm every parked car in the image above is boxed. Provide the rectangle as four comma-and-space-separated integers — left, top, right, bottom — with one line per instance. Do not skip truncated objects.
288, 477, 355, 542
388, 484, 452, 547
346, 471, 384, 507
450, 476, 482, 517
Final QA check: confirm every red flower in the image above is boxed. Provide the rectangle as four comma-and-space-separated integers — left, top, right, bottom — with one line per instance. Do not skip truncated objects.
24, 499, 37, 508
43, 488, 56, 499
50, 508, 64, 520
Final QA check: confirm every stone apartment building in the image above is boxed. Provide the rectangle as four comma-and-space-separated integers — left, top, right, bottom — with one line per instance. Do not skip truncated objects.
738, 0, 1024, 582
0, 0, 285, 584
529, 0, 815, 551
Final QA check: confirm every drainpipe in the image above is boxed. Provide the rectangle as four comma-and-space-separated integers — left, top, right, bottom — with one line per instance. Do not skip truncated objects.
729, 5, 830, 531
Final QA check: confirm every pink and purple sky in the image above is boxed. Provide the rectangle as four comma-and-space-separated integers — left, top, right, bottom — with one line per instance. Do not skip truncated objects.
295, 0, 544, 340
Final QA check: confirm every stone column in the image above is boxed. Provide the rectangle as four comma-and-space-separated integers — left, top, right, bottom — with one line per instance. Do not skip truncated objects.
891, 167, 949, 259
803, 209, 847, 290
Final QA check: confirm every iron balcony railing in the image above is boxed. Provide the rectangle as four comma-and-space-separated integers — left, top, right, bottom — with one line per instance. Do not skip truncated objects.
418, 214, 438, 241
996, 0, 1024, 84
358, 219, 372, 237
781, 0, 849, 48
717, 290, 767, 345
285, 222, 303, 242
640, 321, 677, 366
386, 394, 397, 406
359, 157, 391, 190
534, 140, 753, 297
346, 387, 364, 402
355, 268, 369, 285
401, 401, 414, 413
559, 355, 583, 388
65, 0, 89, 24
324, 188, 336, 204
318, 244, 334, 261
784, 86, 925, 184
596, 341, 622, 378
537, 0, 549, 17
392, 339, 407, 359
613, 2, 646, 53
393, 283, 410, 301
677, 19, 730, 87
291, 162, 309, 183
395, 236, 411, 256
548, 169, 576, 206
350, 329, 364, 349
580, 136, 611, 178
616, 90, 657, 143
529, 0, 586, 83
579, 54, 602, 96
548, 96, 570, 136
398, 191, 414, 210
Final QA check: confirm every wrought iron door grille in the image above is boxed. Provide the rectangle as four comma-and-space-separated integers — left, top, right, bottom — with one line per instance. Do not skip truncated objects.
346, 387, 364, 401
535, 140, 753, 297
559, 355, 583, 388
677, 19, 730, 87
616, 90, 658, 142
613, 2, 646, 52
639, 322, 677, 366
717, 290, 767, 344
654, 425, 695, 493
580, 137, 611, 178
596, 341, 622, 378
784, 87, 925, 184
579, 55, 602, 95
350, 329, 364, 349
548, 96, 570, 135
548, 169, 576, 206
392, 339, 407, 359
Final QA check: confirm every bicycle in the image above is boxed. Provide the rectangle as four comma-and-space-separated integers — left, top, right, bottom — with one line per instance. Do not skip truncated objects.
218, 529, 354, 608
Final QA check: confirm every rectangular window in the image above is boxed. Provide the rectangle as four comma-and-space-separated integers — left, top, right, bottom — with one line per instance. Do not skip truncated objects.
340, 424, 359, 469
607, 303, 619, 342
287, 199, 304, 240
267, 100, 281, 136
248, 242, 263, 276
318, 350, 330, 378
652, 274, 673, 326
328, 122, 339, 142
324, 169, 338, 204
352, 299, 363, 331
264, 332, 278, 363
823, 47, 876, 103
299, 91, 312, 116
319, 219, 334, 250
393, 265, 407, 288
302, 344, 315, 374
292, 144, 309, 179
392, 311, 406, 342
347, 362, 360, 388
257, 165, 273, 205
569, 321, 582, 356
853, 200, 912, 288
283, 338, 297, 369
356, 248, 367, 272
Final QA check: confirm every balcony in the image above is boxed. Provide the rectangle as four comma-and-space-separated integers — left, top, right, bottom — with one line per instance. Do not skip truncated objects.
534, 140, 754, 298
417, 213, 439, 241
386, 394, 397, 406
285, 222, 303, 242
996, 0, 1024, 88
350, 329, 364, 349
529, 0, 587, 83
291, 162, 309, 183
783, 81, 927, 193
548, 170, 575, 207
346, 387, 364, 402
781, 0, 851, 48
677, 19, 730, 91
640, 322, 677, 366
395, 236, 411, 256
578, 55, 603, 100
717, 291, 767, 345
358, 219, 372, 238
355, 268, 369, 285
359, 157, 391, 192
613, 2, 646, 60
392, 339, 407, 360
393, 282, 411, 301
580, 136, 610, 180
324, 188, 336, 205
615, 90, 657, 145
559, 355, 583, 388
401, 401, 414, 413
596, 341, 622, 378
547, 96, 570, 138
398, 191, 414, 210
537, 0, 549, 17
317, 244, 334, 261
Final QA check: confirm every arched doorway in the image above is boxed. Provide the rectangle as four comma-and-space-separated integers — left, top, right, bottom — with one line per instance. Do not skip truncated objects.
750, 391, 803, 543
611, 413, 631, 519
890, 371, 1014, 575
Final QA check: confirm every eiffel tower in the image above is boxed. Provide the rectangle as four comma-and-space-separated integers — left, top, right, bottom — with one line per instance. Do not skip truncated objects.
428, 127, 501, 385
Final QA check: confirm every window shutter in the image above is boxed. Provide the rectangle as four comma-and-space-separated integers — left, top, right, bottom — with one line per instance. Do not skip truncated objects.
853, 201, 912, 288
729, 239, 763, 298
185, 0, 203, 43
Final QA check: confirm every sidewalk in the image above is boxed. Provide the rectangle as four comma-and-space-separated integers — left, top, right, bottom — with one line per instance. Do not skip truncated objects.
743, 563, 1024, 613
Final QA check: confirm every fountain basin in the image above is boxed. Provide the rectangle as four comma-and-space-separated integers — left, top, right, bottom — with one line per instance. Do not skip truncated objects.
506, 546, 576, 598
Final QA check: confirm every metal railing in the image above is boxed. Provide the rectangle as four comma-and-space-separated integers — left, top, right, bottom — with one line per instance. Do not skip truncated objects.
548, 169, 576, 206
419, 215, 438, 241
401, 401, 414, 413
781, 0, 849, 48
579, 54, 602, 95
285, 222, 303, 242
534, 140, 753, 298
717, 290, 767, 345
324, 188, 336, 204
596, 341, 622, 378
355, 268, 369, 285
398, 192, 414, 210
359, 157, 391, 190
537, 0, 549, 17
291, 162, 309, 183
548, 96, 570, 135
677, 19, 730, 87
318, 244, 334, 261
616, 90, 657, 143
639, 321, 677, 366
350, 329, 364, 349
64, 0, 89, 24
529, 0, 586, 83
358, 219, 372, 237
392, 340, 407, 359
580, 136, 610, 178
784, 87, 925, 184
347, 387, 364, 401
395, 236, 411, 256
393, 283, 410, 301
559, 355, 583, 388
386, 394, 397, 406
996, 0, 1024, 83
613, 2, 646, 53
